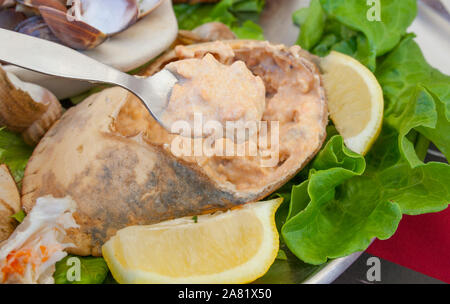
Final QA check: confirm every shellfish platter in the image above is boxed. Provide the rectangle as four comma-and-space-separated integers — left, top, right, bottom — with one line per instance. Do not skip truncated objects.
0, 0, 449, 285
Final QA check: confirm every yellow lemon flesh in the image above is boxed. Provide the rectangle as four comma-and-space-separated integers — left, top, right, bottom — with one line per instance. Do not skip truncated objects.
102, 198, 282, 284
320, 51, 384, 155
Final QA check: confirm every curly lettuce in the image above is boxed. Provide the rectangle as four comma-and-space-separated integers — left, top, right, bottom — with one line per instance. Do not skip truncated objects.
281, 136, 403, 265
377, 35, 450, 163
293, 0, 417, 71
281, 2, 450, 265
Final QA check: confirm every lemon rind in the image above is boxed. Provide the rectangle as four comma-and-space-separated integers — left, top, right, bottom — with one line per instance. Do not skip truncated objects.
321, 51, 384, 155
102, 198, 282, 284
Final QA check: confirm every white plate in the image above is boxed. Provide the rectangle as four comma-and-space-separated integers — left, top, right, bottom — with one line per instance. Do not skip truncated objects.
2, 0, 178, 99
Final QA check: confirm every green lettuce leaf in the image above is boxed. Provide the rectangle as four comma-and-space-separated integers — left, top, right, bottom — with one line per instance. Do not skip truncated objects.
0, 128, 33, 184
10, 210, 26, 223
281, 136, 402, 264
174, 0, 265, 40
280, 33, 450, 264
230, 20, 264, 40
294, 0, 325, 51
282, 123, 450, 264
54, 255, 109, 284
376, 35, 450, 162
293, 0, 417, 71
320, 0, 417, 56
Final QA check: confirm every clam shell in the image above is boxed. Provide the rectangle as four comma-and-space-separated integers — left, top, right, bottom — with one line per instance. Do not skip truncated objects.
39, 6, 107, 50
0, 8, 27, 30
15, 15, 61, 44
0, 67, 63, 145
0, 0, 16, 9
39, 0, 140, 50
137, 0, 163, 18
72, 0, 139, 35
17, 0, 67, 11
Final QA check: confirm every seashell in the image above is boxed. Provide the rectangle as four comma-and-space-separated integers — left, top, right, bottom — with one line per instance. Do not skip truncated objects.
0, 0, 16, 9
40, 0, 139, 50
137, 0, 163, 18
17, 0, 67, 12
0, 8, 27, 30
15, 15, 61, 43
39, 6, 106, 50
0, 66, 63, 145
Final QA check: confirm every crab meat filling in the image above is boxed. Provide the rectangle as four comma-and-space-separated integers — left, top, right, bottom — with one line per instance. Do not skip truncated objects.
163, 53, 266, 138
0, 196, 78, 284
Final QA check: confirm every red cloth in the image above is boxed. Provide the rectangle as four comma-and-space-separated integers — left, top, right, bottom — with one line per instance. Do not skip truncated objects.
367, 207, 450, 283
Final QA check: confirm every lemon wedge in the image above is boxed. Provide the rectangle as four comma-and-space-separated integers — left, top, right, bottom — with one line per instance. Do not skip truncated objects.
102, 198, 282, 284
320, 51, 384, 155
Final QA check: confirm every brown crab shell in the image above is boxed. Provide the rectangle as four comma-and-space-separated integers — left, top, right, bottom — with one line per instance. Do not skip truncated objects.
21, 40, 328, 256
172, 22, 236, 48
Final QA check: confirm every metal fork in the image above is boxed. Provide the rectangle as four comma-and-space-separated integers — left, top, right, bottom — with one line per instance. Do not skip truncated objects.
0, 29, 178, 131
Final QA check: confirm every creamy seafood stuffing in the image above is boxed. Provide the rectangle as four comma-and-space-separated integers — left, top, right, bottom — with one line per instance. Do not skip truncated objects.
117, 41, 327, 193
